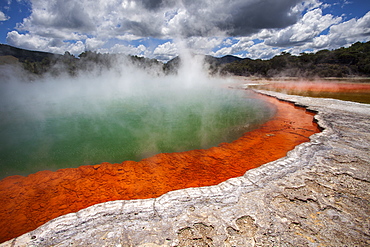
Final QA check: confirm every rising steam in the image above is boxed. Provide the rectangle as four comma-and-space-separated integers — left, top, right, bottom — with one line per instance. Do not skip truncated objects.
0, 49, 274, 178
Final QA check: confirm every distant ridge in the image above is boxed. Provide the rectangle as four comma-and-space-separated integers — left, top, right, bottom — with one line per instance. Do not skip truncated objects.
0, 44, 62, 63
1, 42, 370, 77
205, 55, 243, 65
164, 54, 243, 73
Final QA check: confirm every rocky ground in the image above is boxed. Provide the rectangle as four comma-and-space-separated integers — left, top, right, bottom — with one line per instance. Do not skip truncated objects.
2, 90, 369, 247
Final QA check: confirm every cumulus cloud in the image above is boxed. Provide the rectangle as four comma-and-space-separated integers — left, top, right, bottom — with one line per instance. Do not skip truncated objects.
116, 34, 143, 41
7, 31, 51, 50
159, 0, 314, 37
185, 37, 223, 54
211, 38, 254, 57
264, 8, 342, 47
305, 10, 370, 51
21, 0, 95, 32
107, 43, 148, 57
7, 31, 86, 55
4, 0, 370, 60
12, 0, 314, 41
231, 8, 370, 59
85, 38, 106, 51
246, 42, 282, 60
0, 11, 9, 21
153, 41, 178, 61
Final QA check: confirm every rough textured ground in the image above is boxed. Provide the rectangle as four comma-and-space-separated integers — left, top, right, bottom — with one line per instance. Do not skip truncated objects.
2, 90, 369, 247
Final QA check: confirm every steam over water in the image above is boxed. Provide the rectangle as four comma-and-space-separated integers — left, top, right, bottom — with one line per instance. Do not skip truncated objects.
0, 59, 274, 178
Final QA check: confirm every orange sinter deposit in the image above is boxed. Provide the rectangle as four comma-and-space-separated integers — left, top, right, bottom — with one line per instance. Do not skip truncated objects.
258, 80, 370, 93
0, 92, 320, 243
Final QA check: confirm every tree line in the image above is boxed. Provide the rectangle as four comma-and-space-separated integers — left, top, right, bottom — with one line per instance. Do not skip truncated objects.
1, 41, 370, 78
218, 41, 370, 77
22, 51, 162, 77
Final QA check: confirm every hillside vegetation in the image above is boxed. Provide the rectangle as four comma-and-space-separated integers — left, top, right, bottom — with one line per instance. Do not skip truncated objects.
1, 41, 370, 78
218, 41, 370, 77
0, 45, 162, 77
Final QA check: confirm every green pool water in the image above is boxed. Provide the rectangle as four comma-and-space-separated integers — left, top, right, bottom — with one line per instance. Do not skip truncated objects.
0, 77, 274, 178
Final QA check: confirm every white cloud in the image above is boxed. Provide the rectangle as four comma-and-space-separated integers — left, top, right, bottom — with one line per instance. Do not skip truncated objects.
312, 11, 370, 49
7, 31, 50, 50
107, 43, 148, 57
247, 43, 282, 60
0, 11, 9, 21
4, 0, 370, 61
211, 38, 254, 57
6, 31, 85, 55
116, 34, 142, 41
67, 41, 86, 55
23, 0, 95, 32
291, 0, 322, 13
185, 37, 223, 54
251, 29, 274, 40
85, 38, 106, 51
223, 39, 233, 46
11, 0, 314, 43
153, 41, 178, 61
265, 8, 341, 46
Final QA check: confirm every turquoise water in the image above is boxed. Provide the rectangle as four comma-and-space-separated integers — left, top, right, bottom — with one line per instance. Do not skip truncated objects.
0, 77, 274, 178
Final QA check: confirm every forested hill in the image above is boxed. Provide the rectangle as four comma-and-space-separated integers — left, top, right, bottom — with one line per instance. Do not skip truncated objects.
0, 44, 63, 63
218, 41, 370, 77
0, 45, 161, 76
1, 41, 370, 77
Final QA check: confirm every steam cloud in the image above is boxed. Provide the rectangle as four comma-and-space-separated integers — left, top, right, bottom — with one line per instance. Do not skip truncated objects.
0, 51, 274, 178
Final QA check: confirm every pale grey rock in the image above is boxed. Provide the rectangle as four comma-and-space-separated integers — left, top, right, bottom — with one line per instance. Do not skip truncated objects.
2, 90, 369, 247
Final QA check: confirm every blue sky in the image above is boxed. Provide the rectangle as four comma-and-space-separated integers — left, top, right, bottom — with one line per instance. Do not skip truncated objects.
0, 0, 369, 61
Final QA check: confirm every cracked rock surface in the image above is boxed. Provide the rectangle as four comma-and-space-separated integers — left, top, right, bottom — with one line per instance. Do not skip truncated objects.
2, 91, 369, 247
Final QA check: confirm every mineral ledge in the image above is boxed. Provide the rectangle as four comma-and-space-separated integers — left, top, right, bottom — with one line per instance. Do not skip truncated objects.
2, 90, 369, 247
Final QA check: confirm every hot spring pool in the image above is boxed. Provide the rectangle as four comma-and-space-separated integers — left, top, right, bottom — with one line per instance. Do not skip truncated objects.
0, 75, 274, 178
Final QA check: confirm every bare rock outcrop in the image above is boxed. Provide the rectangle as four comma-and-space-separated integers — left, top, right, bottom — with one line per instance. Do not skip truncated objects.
2, 90, 369, 246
